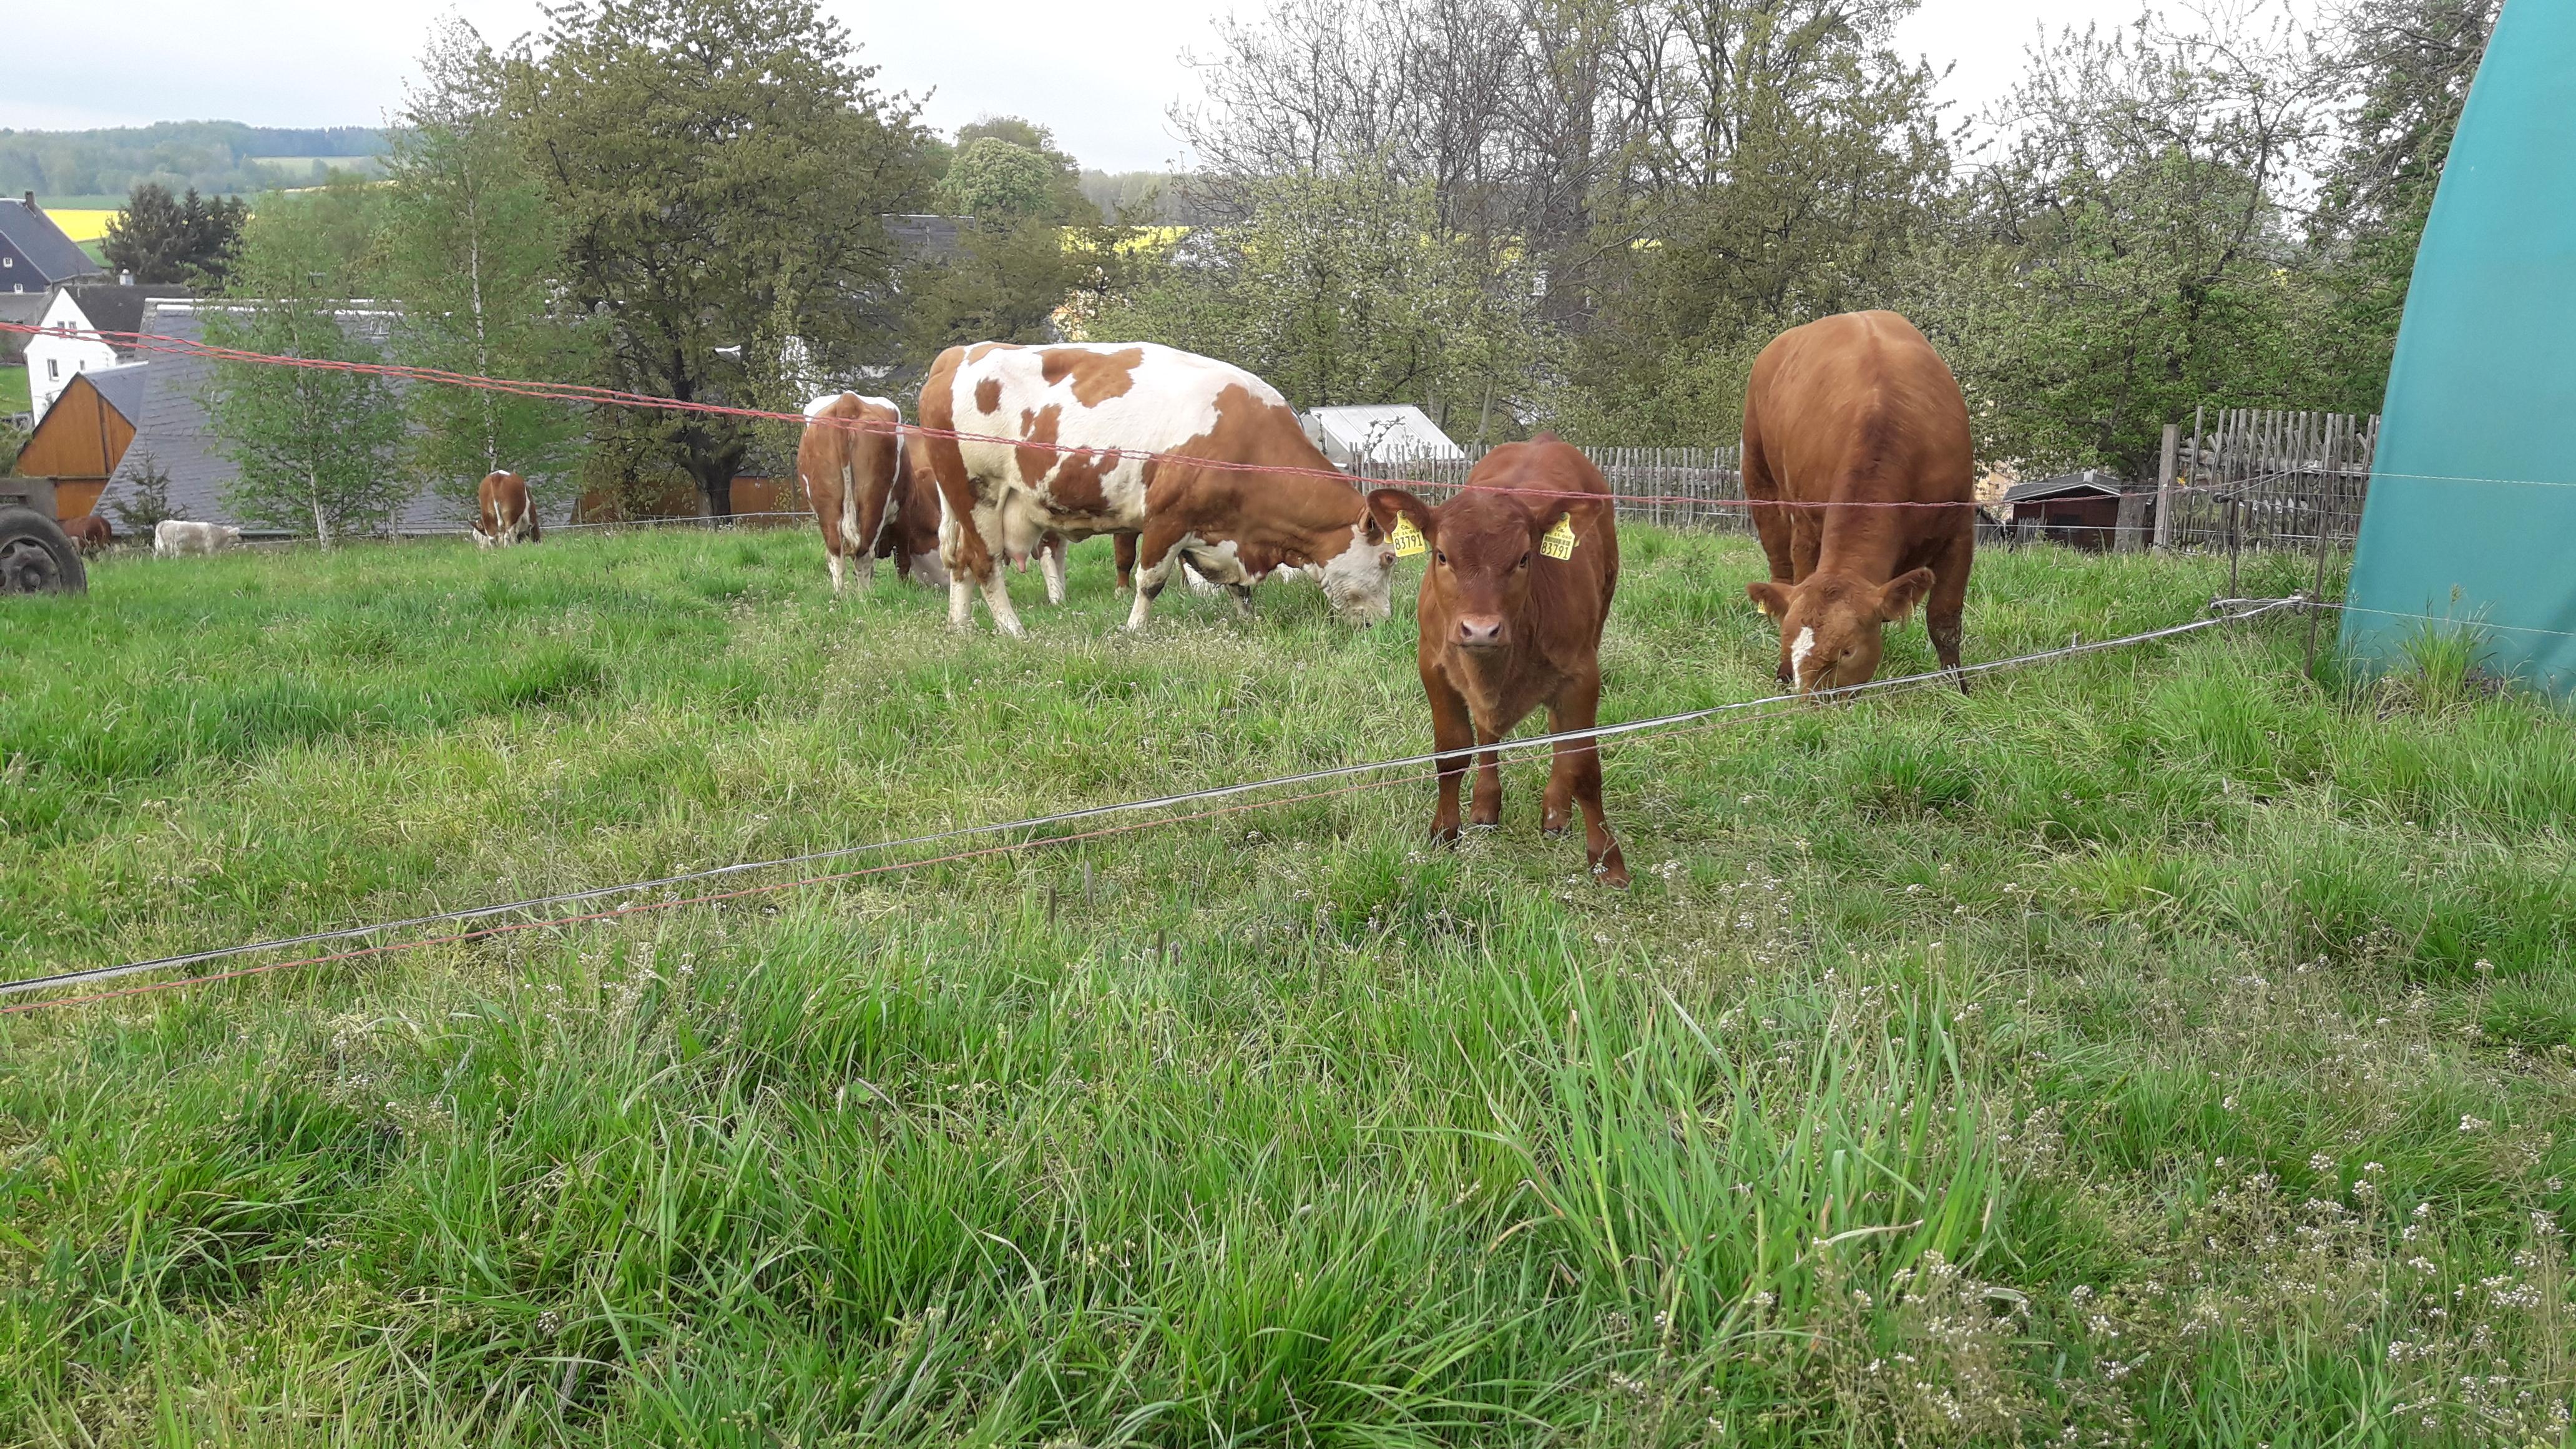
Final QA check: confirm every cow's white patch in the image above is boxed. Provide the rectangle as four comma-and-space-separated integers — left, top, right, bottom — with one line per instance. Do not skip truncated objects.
803, 392, 847, 420
1181, 538, 1249, 587
1316, 527, 1395, 623
1789, 626, 1818, 687
1038, 540, 1068, 605
981, 571, 1027, 638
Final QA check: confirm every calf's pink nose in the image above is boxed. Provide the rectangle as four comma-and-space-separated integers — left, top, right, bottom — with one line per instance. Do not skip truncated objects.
1456, 615, 1506, 647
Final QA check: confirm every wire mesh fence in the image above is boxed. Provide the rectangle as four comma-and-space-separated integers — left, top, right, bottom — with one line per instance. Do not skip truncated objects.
1363, 445, 1753, 532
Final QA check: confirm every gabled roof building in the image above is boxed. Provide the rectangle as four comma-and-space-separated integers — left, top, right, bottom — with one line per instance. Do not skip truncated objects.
0, 193, 104, 293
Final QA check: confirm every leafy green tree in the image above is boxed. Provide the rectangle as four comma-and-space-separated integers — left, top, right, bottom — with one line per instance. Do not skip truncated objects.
1089, 170, 1537, 434
1552, 0, 1947, 442
946, 116, 1092, 220
901, 217, 1126, 368
505, 0, 929, 518
2302, 0, 2500, 414
941, 138, 1059, 222
204, 191, 408, 542
1899, 10, 2331, 478
102, 182, 248, 286
381, 17, 591, 522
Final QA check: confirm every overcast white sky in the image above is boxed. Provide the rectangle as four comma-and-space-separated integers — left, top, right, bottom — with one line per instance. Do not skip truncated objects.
2, 0, 2171, 173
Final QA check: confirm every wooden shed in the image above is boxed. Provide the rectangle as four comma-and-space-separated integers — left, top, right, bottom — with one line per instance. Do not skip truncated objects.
2001, 469, 2135, 551
11, 360, 145, 519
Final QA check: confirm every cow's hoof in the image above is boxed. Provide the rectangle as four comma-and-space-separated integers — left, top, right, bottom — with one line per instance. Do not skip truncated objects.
1430, 824, 1461, 848
1590, 853, 1630, 889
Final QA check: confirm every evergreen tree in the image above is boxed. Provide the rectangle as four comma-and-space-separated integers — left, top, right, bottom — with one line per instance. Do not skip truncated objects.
102, 182, 248, 286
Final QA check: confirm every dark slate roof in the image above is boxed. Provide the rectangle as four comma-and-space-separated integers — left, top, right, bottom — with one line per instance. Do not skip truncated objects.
2004, 469, 2128, 503
0, 290, 44, 363
0, 199, 104, 286
95, 302, 566, 536
85, 360, 150, 425
882, 214, 967, 263
61, 282, 200, 355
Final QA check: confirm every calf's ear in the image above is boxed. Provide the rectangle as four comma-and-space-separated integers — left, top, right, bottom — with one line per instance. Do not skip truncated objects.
1535, 495, 1610, 549
1878, 567, 1936, 623
1365, 488, 1433, 545
1746, 581, 1793, 621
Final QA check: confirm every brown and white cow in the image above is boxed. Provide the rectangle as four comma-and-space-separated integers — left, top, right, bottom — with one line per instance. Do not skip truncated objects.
473, 471, 540, 549
798, 393, 905, 594
1367, 437, 1628, 887
1741, 311, 1974, 693
918, 341, 1398, 636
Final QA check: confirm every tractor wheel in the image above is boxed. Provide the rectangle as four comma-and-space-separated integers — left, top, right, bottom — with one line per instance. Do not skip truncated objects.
0, 507, 87, 596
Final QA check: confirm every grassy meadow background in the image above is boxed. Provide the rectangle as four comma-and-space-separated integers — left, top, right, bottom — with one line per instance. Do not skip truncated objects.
1, 524, 2572, 1445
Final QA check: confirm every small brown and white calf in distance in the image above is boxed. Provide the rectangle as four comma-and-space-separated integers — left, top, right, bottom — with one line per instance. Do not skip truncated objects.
1368, 436, 1627, 887
473, 471, 540, 548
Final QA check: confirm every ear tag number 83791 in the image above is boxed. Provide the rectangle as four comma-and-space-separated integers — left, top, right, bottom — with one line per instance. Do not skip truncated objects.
1390, 516, 1427, 557
1539, 514, 1578, 560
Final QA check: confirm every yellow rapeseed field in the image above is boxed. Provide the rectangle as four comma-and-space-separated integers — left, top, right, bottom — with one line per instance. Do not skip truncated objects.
43, 209, 118, 243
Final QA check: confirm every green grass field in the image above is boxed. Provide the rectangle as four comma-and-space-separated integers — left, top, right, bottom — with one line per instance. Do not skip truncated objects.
1, 365, 27, 417
2, 526, 2571, 1445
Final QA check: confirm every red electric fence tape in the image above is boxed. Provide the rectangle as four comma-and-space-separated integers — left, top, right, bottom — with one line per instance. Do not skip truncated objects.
0, 317, 2268, 512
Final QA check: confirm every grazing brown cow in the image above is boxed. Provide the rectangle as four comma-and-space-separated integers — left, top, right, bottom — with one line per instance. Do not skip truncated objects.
473, 471, 539, 548
873, 433, 952, 589
63, 514, 112, 555
1740, 310, 1974, 693
1368, 436, 1627, 887
919, 341, 1398, 636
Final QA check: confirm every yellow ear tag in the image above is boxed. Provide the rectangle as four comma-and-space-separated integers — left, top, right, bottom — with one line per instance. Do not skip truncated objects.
1539, 514, 1577, 560
1389, 516, 1427, 557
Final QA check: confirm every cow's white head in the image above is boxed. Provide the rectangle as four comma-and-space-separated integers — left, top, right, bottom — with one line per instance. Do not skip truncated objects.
1748, 568, 1934, 693
1316, 521, 1399, 625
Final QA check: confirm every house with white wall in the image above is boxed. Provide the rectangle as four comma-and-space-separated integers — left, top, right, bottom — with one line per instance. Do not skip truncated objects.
24, 279, 195, 422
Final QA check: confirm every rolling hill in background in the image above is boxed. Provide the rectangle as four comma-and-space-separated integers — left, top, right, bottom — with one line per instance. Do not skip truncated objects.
0, 123, 387, 207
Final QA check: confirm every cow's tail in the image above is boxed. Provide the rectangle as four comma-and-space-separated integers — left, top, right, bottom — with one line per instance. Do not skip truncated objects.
881, 435, 908, 553
838, 461, 858, 561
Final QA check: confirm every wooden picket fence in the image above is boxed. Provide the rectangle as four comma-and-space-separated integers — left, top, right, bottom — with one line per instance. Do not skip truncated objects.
1364, 411, 2381, 554
1364, 445, 1751, 531
2158, 408, 2381, 552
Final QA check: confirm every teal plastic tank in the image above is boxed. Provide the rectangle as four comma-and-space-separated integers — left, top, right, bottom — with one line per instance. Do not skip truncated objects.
2339, 0, 2576, 693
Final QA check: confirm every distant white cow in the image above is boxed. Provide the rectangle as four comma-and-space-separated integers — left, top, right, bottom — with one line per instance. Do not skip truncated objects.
155, 521, 243, 556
